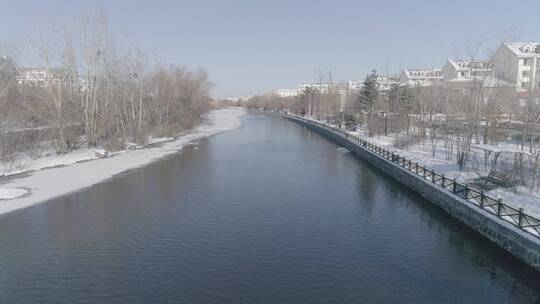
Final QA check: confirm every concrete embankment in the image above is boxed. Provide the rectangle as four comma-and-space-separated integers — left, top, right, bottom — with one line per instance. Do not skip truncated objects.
283, 114, 540, 271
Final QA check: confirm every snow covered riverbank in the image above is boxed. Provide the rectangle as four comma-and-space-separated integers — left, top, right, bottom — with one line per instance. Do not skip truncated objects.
0, 107, 245, 216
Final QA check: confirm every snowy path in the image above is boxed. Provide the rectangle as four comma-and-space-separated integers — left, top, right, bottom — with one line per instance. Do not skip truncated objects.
0, 108, 245, 216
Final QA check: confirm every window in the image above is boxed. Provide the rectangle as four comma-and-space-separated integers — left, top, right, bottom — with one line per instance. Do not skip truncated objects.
523, 71, 530, 77
522, 82, 529, 89
522, 59, 531, 66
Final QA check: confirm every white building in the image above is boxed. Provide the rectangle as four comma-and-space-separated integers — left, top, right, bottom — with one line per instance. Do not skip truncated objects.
223, 96, 251, 103
297, 82, 331, 94
442, 59, 494, 88
297, 82, 353, 95
17, 67, 91, 92
375, 75, 399, 91
347, 80, 363, 92
271, 88, 299, 98
442, 60, 493, 81
400, 68, 443, 87
491, 42, 540, 92
17, 68, 64, 87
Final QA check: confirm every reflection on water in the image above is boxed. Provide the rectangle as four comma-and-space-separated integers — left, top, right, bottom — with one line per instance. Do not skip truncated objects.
0, 113, 539, 304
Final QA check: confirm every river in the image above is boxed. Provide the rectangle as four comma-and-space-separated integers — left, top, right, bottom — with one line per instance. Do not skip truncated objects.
1, 112, 539, 303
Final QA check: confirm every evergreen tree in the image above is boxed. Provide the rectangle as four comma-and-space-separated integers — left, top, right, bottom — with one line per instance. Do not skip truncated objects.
344, 113, 357, 130
389, 85, 415, 113
356, 69, 379, 113
388, 85, 416, 134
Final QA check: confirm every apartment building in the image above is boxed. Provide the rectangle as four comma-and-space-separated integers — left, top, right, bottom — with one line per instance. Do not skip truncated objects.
399, 69, 443, 87
16, 68, 64, 87
375, 75, 399, 91
442, 60, 493, 80
271, 88, 299, 98
297, 82, 351, 95
491, 42, 540, 92
347, 80, 364, 92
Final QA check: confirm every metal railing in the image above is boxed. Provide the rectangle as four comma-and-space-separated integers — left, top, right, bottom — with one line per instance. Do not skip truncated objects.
280, 112, 540, 239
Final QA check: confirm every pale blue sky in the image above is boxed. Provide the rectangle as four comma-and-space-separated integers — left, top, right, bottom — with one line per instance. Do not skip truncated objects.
1, 0, 538, 97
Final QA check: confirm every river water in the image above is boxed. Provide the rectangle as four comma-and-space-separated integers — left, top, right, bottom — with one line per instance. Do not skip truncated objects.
1, 113, 539, 303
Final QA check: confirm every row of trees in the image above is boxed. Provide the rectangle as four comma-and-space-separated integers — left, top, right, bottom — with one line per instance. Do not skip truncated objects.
0, 12, 213, 166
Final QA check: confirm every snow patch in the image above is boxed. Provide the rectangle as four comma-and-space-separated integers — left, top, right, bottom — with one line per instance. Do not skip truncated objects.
0, 107, 245, 216
0, 188, 28, 200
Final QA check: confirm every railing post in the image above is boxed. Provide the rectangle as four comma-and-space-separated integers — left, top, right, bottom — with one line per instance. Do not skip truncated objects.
431, 170, 435, 183
518, 208, 524, 228
497, 198, 502, 216
480, 191, 484, 208
452, 178, 457, 193
441, 174, 446, 187
464, 184, 469, 199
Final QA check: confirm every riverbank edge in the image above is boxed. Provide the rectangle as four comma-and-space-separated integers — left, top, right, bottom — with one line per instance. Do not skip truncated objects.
0, 108, 245, 217
280, 113, 540, 271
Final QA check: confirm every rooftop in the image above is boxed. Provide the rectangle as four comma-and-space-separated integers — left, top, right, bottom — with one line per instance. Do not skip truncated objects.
504, 43, 540, 57
403, 68, 443, 78
448, 59, 493, 71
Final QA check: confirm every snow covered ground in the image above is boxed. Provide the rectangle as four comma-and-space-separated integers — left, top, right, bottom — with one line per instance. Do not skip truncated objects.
0, 107, 245, 216
1, 148, 106, 177
346, 128, 540, 217
348, 130, 481, 182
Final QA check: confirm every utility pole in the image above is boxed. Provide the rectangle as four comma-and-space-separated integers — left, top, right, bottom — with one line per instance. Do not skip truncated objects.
328, 69, 333, 122
384, 55, 390, 136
